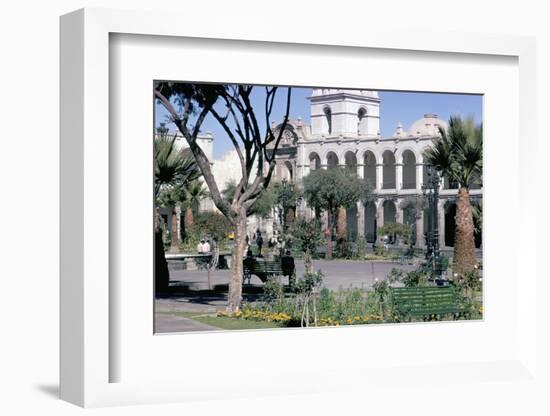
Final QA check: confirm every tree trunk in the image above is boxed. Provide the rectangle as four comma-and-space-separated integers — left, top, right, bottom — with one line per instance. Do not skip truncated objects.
169, 207, 179, 254
304, 249, 313, 274
325, 209, 333, 260
154, 207, 169, 295
453, 187, 477, 274
185, 206, 194, 228
337, 206, 346, 242
227, 209, 247, 313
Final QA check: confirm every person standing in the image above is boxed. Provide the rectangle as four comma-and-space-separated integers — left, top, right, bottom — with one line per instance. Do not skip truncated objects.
255, 230, 263, 257
197, 239, 205, 253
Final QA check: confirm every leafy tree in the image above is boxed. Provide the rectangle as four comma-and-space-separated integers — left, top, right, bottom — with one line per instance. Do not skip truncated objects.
187, 211, 232, 244
272, 180, 302, 231
154, 82, 292, 312
222, 180, 277, 219
378, 222, 414, 246
302, 168, 371, 259
290, 218, 324, 273
156, 183, 187, 253
250, 186, 278, 218
424, 115, 482, 274
399, 196, 427, 244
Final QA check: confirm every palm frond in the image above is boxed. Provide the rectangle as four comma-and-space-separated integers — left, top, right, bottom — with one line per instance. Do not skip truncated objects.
425, 115, 482, 189
154, 136, 201, 197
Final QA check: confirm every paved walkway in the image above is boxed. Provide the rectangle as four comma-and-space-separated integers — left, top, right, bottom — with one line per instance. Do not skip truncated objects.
155, 312, 218, 333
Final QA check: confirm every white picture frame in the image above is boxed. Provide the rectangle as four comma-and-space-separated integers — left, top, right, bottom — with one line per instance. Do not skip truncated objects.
60, 8, 538, 408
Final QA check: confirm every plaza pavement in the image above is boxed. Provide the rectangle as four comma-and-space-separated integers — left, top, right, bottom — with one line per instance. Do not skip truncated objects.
169, 258, 417, 291
155, 259, 419, 333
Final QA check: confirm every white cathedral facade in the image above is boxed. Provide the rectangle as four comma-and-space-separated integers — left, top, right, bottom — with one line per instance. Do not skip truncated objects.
166, 88, 482, 250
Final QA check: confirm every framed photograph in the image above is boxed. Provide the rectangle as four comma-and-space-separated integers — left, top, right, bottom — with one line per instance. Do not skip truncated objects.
60, 8, 538, 408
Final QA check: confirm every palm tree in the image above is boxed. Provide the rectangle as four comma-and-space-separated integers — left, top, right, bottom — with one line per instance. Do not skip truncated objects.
154, 133, 201, 291
424, 115, 482, 274
154, 135, 201, 198
157, 184, 187, 254
183, 179, 209, 228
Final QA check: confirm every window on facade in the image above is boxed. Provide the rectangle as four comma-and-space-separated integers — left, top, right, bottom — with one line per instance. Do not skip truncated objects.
324, 106, 332, 135
357, 107, 367, 135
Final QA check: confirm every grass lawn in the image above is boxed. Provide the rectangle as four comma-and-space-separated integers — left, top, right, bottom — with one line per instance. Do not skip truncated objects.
163, 311, 283, 330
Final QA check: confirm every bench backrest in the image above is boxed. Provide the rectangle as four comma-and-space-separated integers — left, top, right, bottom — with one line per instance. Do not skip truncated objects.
251, 260, 282, 274
391, 286, 460, 317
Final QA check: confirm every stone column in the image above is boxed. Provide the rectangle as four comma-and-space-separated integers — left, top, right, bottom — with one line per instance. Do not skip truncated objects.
376, 164, 383, 192
416, 163, 423, 192
376, 199, 384, 227
396, 163, 403, 192
357, 202, 365, 237
357, 163, 364, 179
395, 199, 403, 223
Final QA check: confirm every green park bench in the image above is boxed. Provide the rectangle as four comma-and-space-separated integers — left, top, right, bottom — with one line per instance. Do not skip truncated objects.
390, 286, 463, 321
243, 256, 295, 285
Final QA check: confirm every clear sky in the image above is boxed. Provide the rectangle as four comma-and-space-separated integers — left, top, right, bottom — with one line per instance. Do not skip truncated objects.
155, 86, 482, 159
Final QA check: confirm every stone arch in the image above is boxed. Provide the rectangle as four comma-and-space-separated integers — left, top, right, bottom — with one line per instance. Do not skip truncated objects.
284, 161, 293, 181
364, 201, 377, 243
357, 107, 368, 135
444, 200, 457, 247
344, 150, 357, 173
346, 204, 358, 241
382, 150, 396, 189
423, 206, 431, 239
326, 151, 339, 169
402, 201, 417, 244
363, 150, 377, 189
383, 199, 397, 224
402, 149, 417, 189
309, 152, 321, 170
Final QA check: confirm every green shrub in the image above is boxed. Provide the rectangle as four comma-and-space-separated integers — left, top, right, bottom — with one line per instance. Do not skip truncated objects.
334, 239, 353, 259
353, 237, 367, 259
402, 269, 429, 287
185, 211, 231, 247
290, 218, 324, 256
261, 277, 285, 307
378, 222, 413, 244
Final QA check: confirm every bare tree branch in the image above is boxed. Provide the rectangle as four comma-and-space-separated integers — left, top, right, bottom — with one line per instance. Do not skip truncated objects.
155, 87, 233, 220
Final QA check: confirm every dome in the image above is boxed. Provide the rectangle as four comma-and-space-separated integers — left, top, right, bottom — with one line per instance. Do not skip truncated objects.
408, 114, 447, 137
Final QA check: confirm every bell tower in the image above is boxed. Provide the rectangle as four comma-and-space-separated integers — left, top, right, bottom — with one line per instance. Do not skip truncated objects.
308, 89, 381, 138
